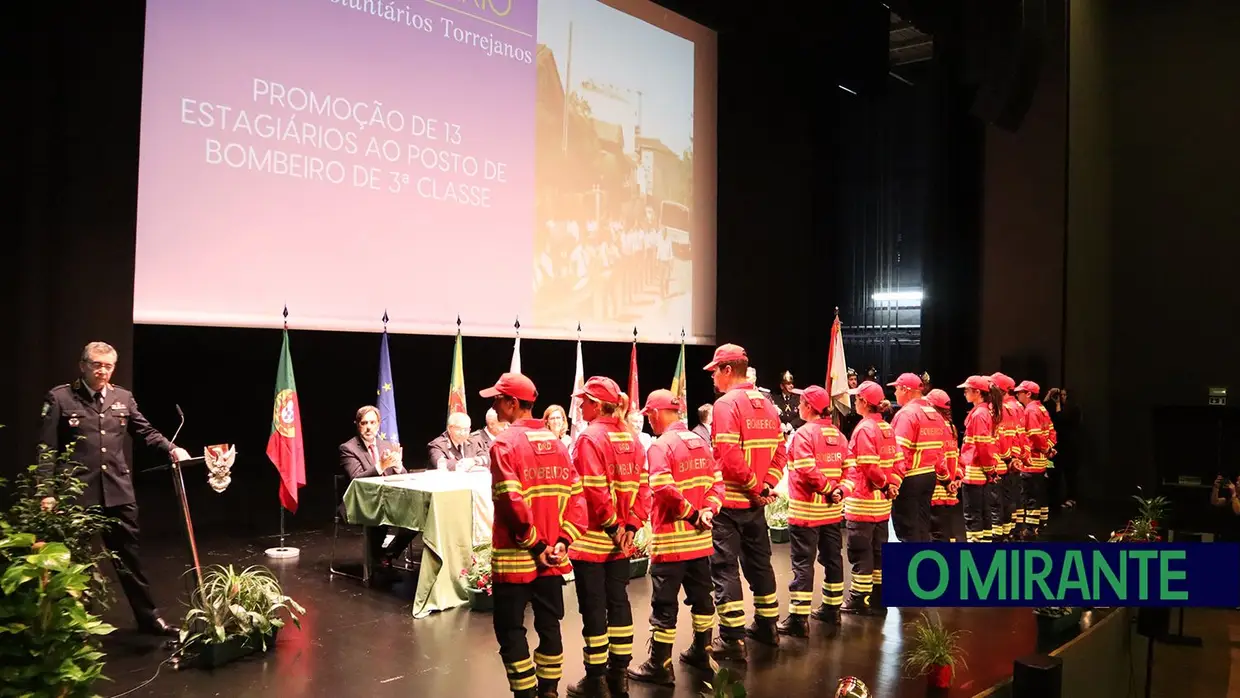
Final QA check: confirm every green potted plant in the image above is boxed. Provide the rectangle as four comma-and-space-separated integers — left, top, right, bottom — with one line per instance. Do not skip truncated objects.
6, 449, 120, 610
1108, 493, 1170, 542
460, 543, 493, 612
0, 523, 116, 697
902, 612, 968, 689
1034, 606, 1083, 640
178, 564, 304, 669
629, 523, 652, 578
765, 493, 790, 543
704, 666, 746, 696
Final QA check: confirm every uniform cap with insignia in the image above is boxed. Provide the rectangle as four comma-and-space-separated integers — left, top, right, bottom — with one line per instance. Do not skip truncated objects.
791, 385, 830, 413
848, 381, 885, 406
887, 372, 924, 390
642, 389, 683, 414
573, 376, 622, 404
480, 372, 538, 402
1015, 380, 1040, 395
956, 375, 993, 391
990, 372, 1016, 392
703, 343, 747, 371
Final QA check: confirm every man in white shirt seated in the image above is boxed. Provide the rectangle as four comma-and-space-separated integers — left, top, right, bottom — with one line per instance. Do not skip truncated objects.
469, 408, 509, 453
427, 411, 490, 472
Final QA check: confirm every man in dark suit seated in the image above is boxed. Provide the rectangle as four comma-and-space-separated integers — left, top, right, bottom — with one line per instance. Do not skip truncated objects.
339, 405, 417, 569
692, 403, 713, 441
427, 411, 490, 471
469, 407, 509, 453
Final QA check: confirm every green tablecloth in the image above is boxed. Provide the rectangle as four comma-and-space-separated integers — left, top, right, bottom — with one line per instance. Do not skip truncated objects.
342, 471, 478, 618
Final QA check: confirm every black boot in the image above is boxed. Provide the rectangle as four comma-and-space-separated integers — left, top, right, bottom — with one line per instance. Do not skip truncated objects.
775, 614, 808, 638
513, 689, 537, 698
565, 673, 610, 698
707, 635, 746, 662
679, 631, 719, 673
871, 584, 887, 614
627, 640, 674, 687
810, 605, 841, 625
538, 678, 562, 698
607, 655, 630, 697
745, 618, 779, 646
840, 589, 870, 615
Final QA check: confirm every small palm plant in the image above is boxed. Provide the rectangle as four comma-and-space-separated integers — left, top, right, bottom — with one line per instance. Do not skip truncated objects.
179, 565, 304, 654
704, 666, 746, 696
903, 612, 968, 688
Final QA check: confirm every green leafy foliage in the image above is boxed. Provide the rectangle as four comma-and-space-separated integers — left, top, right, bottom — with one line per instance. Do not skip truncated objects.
179, 565, 304, 653
902, 612, 968, 679
4, 445, 120, 609
0, 523, 116, 698
764, 493, 789, 529
1109, 493, 1171, 542
460, 543, 492, 594
703, 666, 746, 697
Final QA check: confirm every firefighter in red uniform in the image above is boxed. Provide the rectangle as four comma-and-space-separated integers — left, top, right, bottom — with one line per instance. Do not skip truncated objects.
990, 372, 1027, 541
564, 376, 649, 698
926, 389, 967, 543
957, 376, 1001, 543
1016, 380, 1056, 537
889, 373, 948, 542
484, 373, 589, 698
776, 385, 853, 637
703, 343, 787, 658
628, 389, 724, 687
842, 381, 902, 615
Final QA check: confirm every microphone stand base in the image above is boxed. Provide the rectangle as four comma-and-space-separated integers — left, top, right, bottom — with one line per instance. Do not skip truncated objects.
264, 546, 300, 559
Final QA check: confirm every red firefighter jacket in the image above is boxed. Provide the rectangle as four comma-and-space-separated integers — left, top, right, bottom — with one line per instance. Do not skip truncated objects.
1022, 400, 1057, 473
710, 382, 788, 509
844, 413, 902, 523
490, 419, 588, 584
568, 416, 651, 563
647, 422, 725, 563
996, 396, 1029, 472
931, 422, 964, 506
960, 404, 999, 486
891, 397, 949, 480
787, 418, 853, 526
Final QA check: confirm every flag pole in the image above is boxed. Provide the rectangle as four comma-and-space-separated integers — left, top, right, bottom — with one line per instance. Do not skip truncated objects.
828, 307, 841, 428
267, 304, 300, 559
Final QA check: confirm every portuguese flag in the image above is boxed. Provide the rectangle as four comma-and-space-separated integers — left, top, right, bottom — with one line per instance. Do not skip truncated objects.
266, 329, 306, 513
670, 336, 687, 422
448, 327, 467, 418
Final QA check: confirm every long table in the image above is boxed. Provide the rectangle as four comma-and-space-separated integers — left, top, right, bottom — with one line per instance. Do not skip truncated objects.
342, 470, 493, 618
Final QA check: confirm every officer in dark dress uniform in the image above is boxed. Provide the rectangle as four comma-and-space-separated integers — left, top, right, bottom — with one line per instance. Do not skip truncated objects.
37, 342, 187, 637
838, 368, 863, 439
772, 371, 805, 433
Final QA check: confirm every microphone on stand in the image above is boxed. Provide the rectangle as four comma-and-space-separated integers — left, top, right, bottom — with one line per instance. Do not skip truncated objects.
170, 404, 186, 448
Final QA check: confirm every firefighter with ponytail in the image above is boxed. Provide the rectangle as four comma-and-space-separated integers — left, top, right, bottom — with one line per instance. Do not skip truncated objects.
926, 389, 966, 542
841, 381, 902, 615
565, 376, 651, 698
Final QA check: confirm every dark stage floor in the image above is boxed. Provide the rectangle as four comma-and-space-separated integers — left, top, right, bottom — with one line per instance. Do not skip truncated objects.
89, 522, 1090, 698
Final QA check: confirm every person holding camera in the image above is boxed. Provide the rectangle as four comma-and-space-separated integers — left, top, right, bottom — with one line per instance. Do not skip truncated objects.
1210, 475, 1240, 536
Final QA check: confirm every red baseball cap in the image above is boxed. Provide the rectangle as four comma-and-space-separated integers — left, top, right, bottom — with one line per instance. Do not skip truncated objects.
480, 372, 538, 402
887, 372, 923, 390
642, 389, 683, 414
926, 388, 951, 409
573, 375, 622, 404
1015, 380, 1040, 395
849, 381, 885, 406
956, 375, 992, 391
703, 343, 747, 371
792, 385, 831, 414
990, 372, 1016, 392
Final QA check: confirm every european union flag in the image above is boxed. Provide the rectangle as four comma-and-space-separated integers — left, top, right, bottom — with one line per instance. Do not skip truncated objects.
377, 329, 400, 445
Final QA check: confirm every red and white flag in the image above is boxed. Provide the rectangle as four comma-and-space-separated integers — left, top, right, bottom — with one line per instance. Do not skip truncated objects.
826, 312, 851, 416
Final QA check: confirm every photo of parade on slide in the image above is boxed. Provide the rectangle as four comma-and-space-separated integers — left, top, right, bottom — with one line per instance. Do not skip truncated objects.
533, 0, 695, 336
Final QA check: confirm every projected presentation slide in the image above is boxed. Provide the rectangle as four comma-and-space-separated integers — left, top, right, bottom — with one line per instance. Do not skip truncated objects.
134, 0, 717, 343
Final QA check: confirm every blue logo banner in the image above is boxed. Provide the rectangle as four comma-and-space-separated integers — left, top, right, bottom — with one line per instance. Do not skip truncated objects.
882, 543, 1240, 608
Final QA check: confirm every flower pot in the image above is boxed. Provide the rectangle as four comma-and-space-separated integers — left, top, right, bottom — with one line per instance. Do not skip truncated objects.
468, 588, 494, 612
927, 664, 952, 688
194, 628, 279, 669
629, 557, 649, 579
769, 527, 790, 544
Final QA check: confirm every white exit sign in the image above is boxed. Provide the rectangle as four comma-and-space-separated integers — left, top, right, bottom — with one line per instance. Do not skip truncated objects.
1208, 386, 1228, 406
